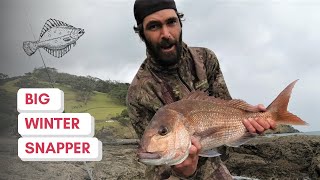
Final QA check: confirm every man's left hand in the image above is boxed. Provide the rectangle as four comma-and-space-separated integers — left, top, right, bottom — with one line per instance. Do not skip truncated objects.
171, 137, 201, 178
242, 104, 277, 134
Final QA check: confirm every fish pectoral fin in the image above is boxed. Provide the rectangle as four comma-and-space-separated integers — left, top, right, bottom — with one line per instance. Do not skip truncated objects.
226, 132, 256, 147
63, 37, 71, 42
199, 149, 221, 157
193, 127, 220, 138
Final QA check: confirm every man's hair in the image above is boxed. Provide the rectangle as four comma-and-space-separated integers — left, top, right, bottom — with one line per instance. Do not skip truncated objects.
133, 12, 185, 42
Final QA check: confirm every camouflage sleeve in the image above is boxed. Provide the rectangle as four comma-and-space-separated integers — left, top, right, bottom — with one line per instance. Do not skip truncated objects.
195, 157, 233, 180
127, 86, 176, 180
204, 48, 232, 100
126, 87, 156, 139
127, 101, 152, 139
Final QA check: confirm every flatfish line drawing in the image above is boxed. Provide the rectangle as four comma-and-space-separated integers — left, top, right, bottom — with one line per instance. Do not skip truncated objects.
23, 18, 85, 58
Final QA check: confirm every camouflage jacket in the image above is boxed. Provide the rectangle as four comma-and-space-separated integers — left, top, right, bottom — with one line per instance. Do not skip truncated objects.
126, 42, 233, 180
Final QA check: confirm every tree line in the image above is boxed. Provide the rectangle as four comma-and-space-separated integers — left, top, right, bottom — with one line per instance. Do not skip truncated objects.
13, 67, 129, 105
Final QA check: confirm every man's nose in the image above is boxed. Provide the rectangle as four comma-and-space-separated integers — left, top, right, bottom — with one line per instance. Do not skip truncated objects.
160, 26, 171, 39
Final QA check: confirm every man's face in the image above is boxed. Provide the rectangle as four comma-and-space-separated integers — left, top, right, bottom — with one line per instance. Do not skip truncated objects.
142, 9, 182, 66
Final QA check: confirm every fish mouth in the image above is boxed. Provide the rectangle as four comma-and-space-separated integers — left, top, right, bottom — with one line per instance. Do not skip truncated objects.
137, 152, 161, 160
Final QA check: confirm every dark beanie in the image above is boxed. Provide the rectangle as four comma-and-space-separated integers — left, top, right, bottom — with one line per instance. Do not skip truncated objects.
134, 0, 177, 25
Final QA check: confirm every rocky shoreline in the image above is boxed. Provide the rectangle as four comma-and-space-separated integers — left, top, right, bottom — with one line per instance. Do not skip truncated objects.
1, 133, 319, 179
224, 135, 320, 179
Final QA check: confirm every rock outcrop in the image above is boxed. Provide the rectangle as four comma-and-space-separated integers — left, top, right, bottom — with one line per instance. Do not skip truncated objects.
223, 135, 320, 179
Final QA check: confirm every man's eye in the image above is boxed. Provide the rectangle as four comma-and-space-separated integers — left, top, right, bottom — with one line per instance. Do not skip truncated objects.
147, 24, 160, 31
167, 19, 177, 26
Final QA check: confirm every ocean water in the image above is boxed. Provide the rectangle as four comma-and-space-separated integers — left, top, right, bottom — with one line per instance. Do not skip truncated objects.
266, 131, 320, 137
302, 131, 320, 135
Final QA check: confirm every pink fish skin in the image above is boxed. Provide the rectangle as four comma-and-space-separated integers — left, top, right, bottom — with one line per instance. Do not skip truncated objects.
138, 80, 307, 166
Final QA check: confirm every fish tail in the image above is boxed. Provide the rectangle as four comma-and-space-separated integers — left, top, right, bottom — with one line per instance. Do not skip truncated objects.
266, 80, 307, 125
23, 41, 38, 56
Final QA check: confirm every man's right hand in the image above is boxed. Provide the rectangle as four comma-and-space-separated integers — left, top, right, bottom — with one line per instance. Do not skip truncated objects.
242, 104, 277, 134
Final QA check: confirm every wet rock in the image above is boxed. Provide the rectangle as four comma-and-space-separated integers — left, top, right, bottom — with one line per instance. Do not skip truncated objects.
309, 155, 320, 179
224, 135, 320, 179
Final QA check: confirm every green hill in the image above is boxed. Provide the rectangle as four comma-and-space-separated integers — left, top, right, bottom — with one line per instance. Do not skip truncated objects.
0, 69, 136, 139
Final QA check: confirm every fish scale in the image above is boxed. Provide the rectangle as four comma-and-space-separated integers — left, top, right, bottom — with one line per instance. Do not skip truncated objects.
138, 80, 308, 166
184, 103, 252, 150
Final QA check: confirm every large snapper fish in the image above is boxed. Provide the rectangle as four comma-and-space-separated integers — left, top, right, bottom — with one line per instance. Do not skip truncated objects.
138, 80, 307, 166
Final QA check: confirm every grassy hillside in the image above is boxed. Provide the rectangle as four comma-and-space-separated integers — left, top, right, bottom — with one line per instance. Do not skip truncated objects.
0, 76, 135, 138
55, 83, 126, 131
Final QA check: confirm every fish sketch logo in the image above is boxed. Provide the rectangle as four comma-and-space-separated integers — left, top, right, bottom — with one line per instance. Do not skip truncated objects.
23, 19, 85, 58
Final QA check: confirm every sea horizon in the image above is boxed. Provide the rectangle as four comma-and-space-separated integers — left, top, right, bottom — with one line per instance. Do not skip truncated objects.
266, 130, 320, 137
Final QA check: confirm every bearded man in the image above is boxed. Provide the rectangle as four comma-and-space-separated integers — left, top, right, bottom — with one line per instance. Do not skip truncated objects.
126, 0, 276, 179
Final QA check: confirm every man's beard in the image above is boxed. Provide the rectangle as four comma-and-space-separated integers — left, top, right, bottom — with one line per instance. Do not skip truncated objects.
145, 32, 183, 66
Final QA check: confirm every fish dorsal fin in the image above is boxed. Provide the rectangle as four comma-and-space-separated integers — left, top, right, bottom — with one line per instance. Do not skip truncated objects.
183, 91, 262, 113
226, 99, 262, 112
40, 19, 73, 38
225, 132, 256, 147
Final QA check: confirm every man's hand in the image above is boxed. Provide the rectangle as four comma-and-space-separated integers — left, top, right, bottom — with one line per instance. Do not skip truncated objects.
171, 137, 201, 178
243, 104, 277, 134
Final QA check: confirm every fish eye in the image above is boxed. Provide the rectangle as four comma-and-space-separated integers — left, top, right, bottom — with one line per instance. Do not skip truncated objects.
158, 126, 169, 136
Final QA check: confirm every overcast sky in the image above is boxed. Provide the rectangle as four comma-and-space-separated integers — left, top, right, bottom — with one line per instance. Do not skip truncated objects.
0, 0, 319, 132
